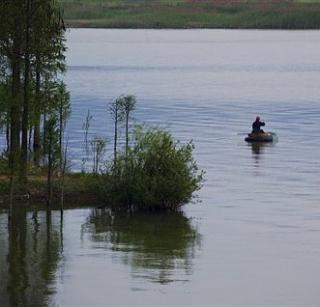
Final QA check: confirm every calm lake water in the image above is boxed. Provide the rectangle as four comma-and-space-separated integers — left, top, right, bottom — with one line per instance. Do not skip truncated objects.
1, 29, 320, 306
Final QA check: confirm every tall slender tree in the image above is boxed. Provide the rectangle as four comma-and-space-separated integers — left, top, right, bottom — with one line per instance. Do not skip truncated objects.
120, 95, 136, 159
20, 0, 31, 181
56, 82, 70, 172
110, 97, 123, 169
0, 0, 67, 185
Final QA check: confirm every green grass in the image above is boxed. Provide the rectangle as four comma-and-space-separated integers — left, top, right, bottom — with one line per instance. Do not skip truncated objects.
59, 0, 320, 29
0, 171, 101, 208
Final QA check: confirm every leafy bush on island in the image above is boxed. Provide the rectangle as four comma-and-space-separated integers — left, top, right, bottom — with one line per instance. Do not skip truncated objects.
99, 126, 204, 212
0, 72, 204, 211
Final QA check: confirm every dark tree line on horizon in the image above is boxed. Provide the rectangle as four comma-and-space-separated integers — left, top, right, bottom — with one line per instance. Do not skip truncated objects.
0, 0, 70, 192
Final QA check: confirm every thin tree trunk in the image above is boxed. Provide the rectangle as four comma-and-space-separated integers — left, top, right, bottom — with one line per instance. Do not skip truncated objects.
60, 140, 68, 216
6, 115, 10, 153
113, 107, 118, 169
47, 120, 53, 207
10, 55, 21, 172
9, 2, 22, 173
59, 99, 63, 173
21, 0, 31, 183
47, 148, 52, 207
8, 171, 14, 223
125, 113, 129, 158
28, 128, 32, 156
93, 142, 97, 173
42, 112, 47, 164
33, 58, 41, 166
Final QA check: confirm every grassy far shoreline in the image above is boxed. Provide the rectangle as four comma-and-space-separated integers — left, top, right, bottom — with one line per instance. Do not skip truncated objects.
61, 0, 320, 29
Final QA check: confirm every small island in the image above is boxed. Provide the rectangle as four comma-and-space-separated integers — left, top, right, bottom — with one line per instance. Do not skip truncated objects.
0, 1, 203, 212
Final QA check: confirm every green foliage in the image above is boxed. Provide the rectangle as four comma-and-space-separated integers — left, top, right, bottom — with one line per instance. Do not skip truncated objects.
119, 95, 136, 116
56, 82, 71, 121
100, 126, 203, 211
0, 0, 67, 181
43, 116, 60, 168
0, 154, 9, 175
41, 80, 69, 116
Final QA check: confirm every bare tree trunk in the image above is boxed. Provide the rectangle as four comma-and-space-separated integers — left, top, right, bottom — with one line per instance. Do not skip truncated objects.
60, 141, 68, 216
59, 99, 63, 173
33, 58, 41, 166
125, 112, 129, 159
6, 115, 10, 153
10, 56, 21, 173
93, 141, 96, 173
21, 0, 31, 183
113, 106, 118, 169
9, 4, 22, 173
47, 120, 53, 207
8, 171, 14, 223
28, 128, 32, 157
47, 149, 53, 207
42, 112, 47, 165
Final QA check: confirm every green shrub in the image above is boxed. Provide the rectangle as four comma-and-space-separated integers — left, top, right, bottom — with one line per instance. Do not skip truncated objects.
100, 126, 203, 211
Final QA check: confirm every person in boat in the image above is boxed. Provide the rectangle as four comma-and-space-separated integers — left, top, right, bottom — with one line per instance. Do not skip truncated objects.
252, 116, 265, 134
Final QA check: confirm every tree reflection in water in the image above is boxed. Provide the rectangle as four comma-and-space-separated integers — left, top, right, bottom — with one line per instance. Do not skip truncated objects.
83, 209, 201, 284
0, 208, 63, 307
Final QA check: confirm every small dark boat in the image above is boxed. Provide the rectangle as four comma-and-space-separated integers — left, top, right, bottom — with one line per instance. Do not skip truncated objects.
245, 132, 275, 143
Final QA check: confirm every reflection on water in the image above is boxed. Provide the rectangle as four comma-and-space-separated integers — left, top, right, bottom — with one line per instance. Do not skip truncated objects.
82, 209, 201, 284
1, 29, 320, 305
0, 208, 62, 307
248, 142, 275, 166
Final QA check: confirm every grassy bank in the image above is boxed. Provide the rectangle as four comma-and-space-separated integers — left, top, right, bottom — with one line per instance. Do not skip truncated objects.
0, 172, 101, 209
61, 0, 320, 29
